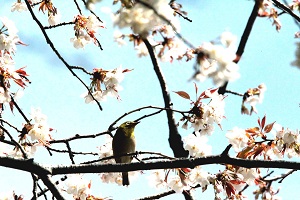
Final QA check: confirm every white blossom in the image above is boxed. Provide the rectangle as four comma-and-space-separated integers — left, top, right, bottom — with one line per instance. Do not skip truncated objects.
48, 12, 61, 26
70, 34, 91, 49
167, 175, 185, 193
135, 43, 149, 57
113, 30, 126, 46
11, 2, 27, 12
196, 32, 240, 86
183, 134, 212, 157
226, 127, 249, 152
147, 170, 167, 189
28, 108, 52, 144
114, 0, 179, 37
0, 17, 18, 36
237, 168, 259, 185
188, 167, 210, 189
64, 174, 91, 200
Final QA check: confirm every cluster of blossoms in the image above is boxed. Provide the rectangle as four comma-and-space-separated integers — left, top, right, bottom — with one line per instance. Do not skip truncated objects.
83, 66, 131, 103
11, 0, 60, 25
109, 0, 194, 62
226, 115, 300, 159
257, 0, 281, 31
0, 17, 29, 109
114, 27, 191, 63
241, 83, 267, 115
176, 87, 225, 137
211, 167, 261, 199
114, 0, 180, 38
0, 108, 52, 158
98, 136, 138, 185
70, 15, 104, 49
195, 31, 240, 87
148, 166, 258, 199
61, 174, 103, 200
8, 108, 53, 158
25, 107, 53, 145
148, 167, 211, 194
175, 87, 224, 164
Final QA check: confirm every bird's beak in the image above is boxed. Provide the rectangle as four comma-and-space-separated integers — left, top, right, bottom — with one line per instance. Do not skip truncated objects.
132, 121, 139, 127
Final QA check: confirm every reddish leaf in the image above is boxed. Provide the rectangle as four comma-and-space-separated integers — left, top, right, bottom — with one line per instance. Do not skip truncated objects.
225, 182, 235, 197
264, 121, 276, 133
173, 91, 190, 100
230, 179, 245, 185
237, 144, 255, 159
245, 127, 260, 134
261, 115, 266, 129
15, 67, 29, 76
193, 82, 198, 96
9, 101, 14, 113
122, 68, 134, 73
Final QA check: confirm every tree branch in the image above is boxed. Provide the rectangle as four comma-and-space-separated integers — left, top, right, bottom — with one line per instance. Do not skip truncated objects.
50, 153, 300, 175
23, 0, 103, 111
272, 0, 300, 22
219, 0, 259, 95
143, 38, 189, 159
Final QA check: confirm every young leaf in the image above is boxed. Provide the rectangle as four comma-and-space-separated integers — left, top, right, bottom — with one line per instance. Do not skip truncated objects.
194, 82, 198, 97
261, 115, 266, 129
264, 121, 276, 133
173, 91, 190, 100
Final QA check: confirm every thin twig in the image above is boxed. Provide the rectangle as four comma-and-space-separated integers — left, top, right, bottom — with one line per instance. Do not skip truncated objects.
65, 141, 75, 164
108, 105, 190, 131
73, 0, 82, 15
10, 95, 31, 124
136, 190, 175, 200
49, 131, 111, 144
0, 125, 28, 159
70, 66, 93, 75
272, 0, 300, 23
46, 146, 98, 156
24, 0, 103, 111
44, 21, 74, 29
219, 0, 259, 95
225, 90, 243, 96
136, 0, 195, 49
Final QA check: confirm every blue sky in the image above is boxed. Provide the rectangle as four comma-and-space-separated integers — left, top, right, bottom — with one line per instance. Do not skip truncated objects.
1, 0, 300, 199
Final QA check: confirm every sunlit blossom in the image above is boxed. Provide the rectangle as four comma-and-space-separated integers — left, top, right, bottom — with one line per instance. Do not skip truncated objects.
226, 127, 249, 152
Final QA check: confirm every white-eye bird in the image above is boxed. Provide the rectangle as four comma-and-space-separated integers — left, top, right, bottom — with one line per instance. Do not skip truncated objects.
112, 121, 139, 186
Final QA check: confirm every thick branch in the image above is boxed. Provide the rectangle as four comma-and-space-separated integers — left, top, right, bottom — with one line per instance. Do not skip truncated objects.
219, 0, 259, 94
0, 157, 64, 199
143, 39, 188, 158
50, 154, 300, 175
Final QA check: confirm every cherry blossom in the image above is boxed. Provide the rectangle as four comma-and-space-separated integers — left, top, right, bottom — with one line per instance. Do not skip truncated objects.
147, 170, 167, 189
114, 0, 179, 37
188, 167, 210, 190
183, 133, 212, 157
195, 32, 240, 86
63, 174, 92, 200
226, 127, 249, 152
11, 2, 27, 12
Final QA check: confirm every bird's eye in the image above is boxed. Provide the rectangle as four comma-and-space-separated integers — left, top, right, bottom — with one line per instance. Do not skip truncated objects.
125, 122, 131, 126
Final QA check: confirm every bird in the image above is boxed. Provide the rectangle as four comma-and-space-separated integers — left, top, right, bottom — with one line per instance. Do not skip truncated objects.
112, 121, 139, 186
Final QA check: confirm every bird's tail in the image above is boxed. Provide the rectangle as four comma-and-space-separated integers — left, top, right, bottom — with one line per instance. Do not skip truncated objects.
122, 172, 129, 186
